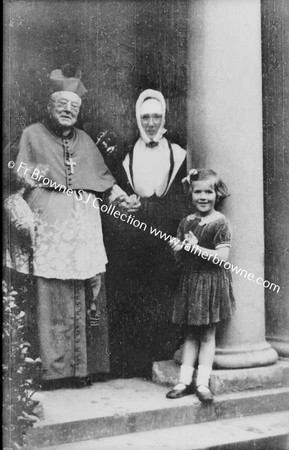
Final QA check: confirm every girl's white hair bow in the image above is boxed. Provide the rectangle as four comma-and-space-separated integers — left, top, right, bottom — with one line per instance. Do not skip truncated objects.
181, 168, 198, 185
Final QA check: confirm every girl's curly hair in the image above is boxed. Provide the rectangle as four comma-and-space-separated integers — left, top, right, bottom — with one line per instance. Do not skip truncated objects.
182, 168, 230, 204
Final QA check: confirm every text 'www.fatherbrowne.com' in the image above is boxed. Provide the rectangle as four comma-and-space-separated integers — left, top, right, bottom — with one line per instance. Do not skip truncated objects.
149, 227, 280, 293
9, 160, 280, 293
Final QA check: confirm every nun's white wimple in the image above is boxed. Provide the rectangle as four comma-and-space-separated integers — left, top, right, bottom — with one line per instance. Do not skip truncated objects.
135, 89, 167, 143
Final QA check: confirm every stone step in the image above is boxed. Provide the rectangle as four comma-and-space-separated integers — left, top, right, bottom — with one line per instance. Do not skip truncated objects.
25, 379, 289, 449
37, 411, 289, 450
153, 359, 289, 394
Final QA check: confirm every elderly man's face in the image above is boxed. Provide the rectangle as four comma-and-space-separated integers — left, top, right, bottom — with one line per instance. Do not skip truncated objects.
140, 99, 163, 139
48, 91, 81, 128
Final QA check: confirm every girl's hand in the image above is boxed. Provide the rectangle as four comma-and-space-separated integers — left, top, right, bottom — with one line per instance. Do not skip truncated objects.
169, 238, 184, 252
184, 231, 198, 246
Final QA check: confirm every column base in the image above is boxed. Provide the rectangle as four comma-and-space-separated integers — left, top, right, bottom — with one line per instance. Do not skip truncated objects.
152, 359, 289, 395
266, 336, 289, 358
214, 341, 278, 369
173, 341, 278, 369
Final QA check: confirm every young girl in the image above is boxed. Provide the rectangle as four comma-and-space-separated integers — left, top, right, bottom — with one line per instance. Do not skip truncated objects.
166, 169, 235, 403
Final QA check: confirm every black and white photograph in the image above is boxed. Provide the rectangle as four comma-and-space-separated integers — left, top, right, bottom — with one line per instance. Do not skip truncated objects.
3, 0, 289, 449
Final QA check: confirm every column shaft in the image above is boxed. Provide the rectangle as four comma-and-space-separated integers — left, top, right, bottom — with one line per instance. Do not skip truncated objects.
187, 0, 277, 368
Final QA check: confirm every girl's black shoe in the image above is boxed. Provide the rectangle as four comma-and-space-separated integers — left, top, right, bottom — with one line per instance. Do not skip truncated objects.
166, 383, 195, 399
196, 385, 214, 403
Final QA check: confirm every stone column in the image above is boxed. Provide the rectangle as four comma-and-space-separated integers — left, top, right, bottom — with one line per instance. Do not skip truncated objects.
187, 0, 277, 368
262, 0, 289, 358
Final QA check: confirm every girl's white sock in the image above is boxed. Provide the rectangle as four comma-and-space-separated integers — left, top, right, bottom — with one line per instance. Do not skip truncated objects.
178, 364, 194, 385
196, 364, 212, 387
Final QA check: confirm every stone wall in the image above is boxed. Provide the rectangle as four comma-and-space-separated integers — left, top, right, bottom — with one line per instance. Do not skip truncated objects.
3, 0, 188, 149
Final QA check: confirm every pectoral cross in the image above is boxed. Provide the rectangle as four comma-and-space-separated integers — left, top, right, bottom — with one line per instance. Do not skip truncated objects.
66, 157, 76, 174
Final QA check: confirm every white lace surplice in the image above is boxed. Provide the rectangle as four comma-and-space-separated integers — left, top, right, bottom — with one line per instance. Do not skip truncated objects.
7, 188, 107, 280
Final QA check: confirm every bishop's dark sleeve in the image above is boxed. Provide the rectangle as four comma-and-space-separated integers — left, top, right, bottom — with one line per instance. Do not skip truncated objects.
89, 143, 116, 192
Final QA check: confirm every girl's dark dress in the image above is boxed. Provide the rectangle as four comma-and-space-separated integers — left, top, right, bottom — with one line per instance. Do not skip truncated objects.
172, 211, 235, 326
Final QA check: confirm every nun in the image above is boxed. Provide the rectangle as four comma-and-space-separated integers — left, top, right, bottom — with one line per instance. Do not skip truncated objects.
105, 89, 188, 378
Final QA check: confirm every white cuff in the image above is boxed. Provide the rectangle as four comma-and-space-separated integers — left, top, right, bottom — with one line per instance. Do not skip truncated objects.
196, 365, 212, 387
179, 364, 194, 385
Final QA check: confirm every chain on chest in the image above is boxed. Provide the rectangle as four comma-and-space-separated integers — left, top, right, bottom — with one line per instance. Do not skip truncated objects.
62, 138, 76, 189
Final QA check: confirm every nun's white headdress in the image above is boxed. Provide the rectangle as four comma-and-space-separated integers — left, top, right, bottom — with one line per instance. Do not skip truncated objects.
135, 89, 167, 144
